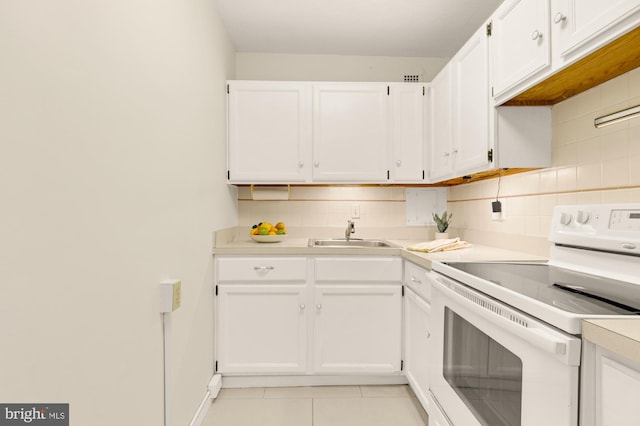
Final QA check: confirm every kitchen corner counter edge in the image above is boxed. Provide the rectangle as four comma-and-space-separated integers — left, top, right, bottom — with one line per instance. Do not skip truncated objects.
583, 319, 640, 364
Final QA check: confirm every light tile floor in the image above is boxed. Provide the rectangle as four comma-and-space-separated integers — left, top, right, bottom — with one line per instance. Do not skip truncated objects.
202, 385, 429, 426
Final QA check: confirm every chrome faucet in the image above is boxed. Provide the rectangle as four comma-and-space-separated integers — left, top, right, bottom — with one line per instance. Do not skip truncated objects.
345, 220, 355, 241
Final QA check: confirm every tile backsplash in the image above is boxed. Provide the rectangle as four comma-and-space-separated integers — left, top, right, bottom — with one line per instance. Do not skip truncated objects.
237, 186, 408, 228
237, 67, 640, 257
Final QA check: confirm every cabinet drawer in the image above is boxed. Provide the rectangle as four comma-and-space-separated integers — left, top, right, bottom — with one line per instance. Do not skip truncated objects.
314, 257, 402, 283
217, 257, 307, 283
404, 261, 431, 303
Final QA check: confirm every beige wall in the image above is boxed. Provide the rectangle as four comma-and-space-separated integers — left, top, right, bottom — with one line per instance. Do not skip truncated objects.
236, 52, 448, 82
237, 68, 640, 256
0, 1, 236, 425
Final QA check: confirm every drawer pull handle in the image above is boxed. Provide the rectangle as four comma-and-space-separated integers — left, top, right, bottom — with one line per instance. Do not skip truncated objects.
411, 276, 422, 285
531, 30, 542, 41
254, 266, 275, 271
426, 332, 431, 339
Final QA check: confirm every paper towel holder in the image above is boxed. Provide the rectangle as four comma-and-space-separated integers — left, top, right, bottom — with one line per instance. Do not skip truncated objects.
250, 184, 291, 200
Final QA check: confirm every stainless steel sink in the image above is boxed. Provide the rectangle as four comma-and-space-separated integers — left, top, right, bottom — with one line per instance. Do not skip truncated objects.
308, 238, 401, 248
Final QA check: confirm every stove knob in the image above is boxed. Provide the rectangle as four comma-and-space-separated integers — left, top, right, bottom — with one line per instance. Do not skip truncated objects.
559, 212, 572, 225
576, 211, 590, 224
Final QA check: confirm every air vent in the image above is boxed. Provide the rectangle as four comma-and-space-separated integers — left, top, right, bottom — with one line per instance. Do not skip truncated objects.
404, 74, 421, 82
451, 282, 530, 328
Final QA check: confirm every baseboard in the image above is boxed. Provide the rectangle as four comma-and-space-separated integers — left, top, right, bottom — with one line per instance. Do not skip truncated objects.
188, 374, 222, 426
220, 374, 408, 388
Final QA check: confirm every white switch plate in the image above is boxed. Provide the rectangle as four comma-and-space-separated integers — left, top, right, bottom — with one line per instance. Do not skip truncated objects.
160, 279, 181, 312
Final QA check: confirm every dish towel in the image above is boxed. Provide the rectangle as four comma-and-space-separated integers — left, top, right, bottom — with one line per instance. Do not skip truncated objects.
407, 238, 472, 253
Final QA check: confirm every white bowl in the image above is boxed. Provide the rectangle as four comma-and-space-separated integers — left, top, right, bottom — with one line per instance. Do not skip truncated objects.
250, 234, 287, 243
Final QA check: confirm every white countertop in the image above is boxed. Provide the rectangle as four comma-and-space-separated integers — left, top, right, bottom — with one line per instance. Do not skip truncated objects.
212, 227, 546, 270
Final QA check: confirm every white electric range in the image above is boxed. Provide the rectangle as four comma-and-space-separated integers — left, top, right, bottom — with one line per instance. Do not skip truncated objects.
425, 204, 640, 426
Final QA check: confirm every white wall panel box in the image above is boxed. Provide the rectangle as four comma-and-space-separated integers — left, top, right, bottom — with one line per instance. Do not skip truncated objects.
159, 280, 182, 312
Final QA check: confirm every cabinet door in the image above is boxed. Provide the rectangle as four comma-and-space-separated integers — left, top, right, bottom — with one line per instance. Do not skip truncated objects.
312, 84, 389, 182
216, 285, 308, 373
404, 288, 431, 408
452, 25, 491, 175
582, 342, 640, 426
551, 0, 640, 62
313, 285, 402, 373
389, 84, 426, 182
227, 81, 311, 183
428, 64, 453, 181
491, 0, 551, 100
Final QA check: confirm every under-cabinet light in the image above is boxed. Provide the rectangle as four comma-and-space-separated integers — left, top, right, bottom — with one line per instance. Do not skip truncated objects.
594, 104, 640, 128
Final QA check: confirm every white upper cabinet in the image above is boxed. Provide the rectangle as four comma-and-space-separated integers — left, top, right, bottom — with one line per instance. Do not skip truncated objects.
389, 84, 427, 182
227, 81, 311, 183
428, 64, 453, 181
430, 26, 493, 182
312, 83, 389, 182
452, 25, 492, 176
491, 0, 551, 102
551, 0, 640, 67
429, 22, 552, 183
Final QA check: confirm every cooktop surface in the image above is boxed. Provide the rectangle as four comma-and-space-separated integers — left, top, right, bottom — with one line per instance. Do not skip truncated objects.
442, 262, 640, 316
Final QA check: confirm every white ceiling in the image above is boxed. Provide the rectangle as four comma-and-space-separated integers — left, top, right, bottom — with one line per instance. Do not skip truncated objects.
213, 0, 503, 58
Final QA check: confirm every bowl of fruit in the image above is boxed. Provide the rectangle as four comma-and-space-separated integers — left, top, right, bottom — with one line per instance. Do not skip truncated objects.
249, 221, 287, 243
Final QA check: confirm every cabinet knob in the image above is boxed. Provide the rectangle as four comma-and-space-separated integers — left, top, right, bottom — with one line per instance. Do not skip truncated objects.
443, 152, 450, 158
300, 304, 306, 310
410, 276, 422, 285
531, 30, 542, 41
553, 12, 566, 24
253, 266, 275, 271
396, 160, 401, 166
315, 304, 322, 310
299, 161, 304, 167
452, 149, 458, 155
426, 332, 431, 339
314, 161, 319, 167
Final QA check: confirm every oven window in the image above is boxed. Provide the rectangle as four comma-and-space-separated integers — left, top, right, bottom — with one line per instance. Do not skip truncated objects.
444, 308, 523, 426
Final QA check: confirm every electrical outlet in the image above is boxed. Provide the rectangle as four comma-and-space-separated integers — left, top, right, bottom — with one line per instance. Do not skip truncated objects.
351, 204, 360, 219
491, 200, 505, 221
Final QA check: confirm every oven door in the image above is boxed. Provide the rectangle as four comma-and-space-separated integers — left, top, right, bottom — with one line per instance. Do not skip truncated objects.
427, 271, 581, 426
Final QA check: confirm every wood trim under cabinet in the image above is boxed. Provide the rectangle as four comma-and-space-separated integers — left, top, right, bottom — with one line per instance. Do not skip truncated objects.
505, 26, 640, 106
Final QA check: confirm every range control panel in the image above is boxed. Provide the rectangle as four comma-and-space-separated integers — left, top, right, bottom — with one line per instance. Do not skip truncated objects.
550, 204, 640, 254
610, 209, 640, 232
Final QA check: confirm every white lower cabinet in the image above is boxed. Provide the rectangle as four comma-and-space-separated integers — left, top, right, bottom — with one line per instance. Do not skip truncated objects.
404, 287, 431, 406
313, 284, 402, 373
215, 255, 403, 376
215, 256, 309, 374
581, 340, 640, 425
216, 284, 308, 373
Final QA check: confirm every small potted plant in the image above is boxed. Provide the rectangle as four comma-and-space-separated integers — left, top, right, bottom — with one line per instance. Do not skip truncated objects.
432, 211, 452, 239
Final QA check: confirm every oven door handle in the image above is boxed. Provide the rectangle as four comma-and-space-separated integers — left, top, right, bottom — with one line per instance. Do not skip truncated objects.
430, 275, 580, 365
